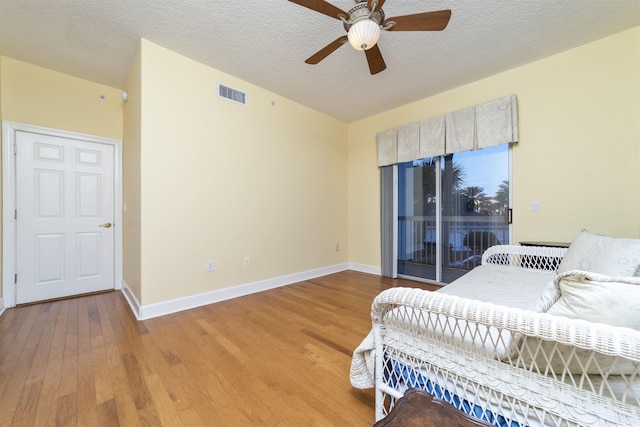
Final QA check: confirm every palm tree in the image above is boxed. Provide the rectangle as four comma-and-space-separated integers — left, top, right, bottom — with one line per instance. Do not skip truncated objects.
462, 186, 486, 199
441, 155, 466, 264
415, 157, 465, 214
495, 180, 509, 213
461, 185, 486, 213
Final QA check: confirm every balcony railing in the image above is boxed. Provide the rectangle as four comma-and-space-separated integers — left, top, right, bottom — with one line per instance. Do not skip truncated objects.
398, 215, 509, 279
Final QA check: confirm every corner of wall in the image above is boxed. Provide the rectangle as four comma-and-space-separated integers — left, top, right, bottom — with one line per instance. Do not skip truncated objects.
0, 56, 4, 301
120, 280, 141, 320
122, 40, 143, 306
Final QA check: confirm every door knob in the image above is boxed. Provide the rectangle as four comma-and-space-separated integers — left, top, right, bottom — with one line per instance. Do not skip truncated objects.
99, 222, 113, 228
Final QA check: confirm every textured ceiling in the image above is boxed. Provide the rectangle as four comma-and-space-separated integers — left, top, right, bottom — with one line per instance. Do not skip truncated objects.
1, 0, 640, 122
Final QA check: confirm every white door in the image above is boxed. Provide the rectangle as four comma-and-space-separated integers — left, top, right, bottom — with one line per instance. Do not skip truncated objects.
15, 131, 115, 304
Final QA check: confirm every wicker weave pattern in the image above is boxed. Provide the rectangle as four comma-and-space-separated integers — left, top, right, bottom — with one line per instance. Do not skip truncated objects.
482, 244, 567, 271
373, 245, 640, 426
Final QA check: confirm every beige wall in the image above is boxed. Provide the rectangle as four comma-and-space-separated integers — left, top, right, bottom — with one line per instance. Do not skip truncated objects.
135, 40, 348, 305
347, 27, 640, 268
122, 44, 143, 302
1, 26, 638, 307
0, 57, 123, 139
0, 47, 348, 308
0, 58, 3, 299
0, 56, 124, 301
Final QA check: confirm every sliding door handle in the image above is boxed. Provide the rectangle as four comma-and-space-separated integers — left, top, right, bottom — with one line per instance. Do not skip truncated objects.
504, 208, 512, 225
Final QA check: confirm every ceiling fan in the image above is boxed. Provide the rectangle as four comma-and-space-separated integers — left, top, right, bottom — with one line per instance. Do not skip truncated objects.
289, 0, 451, 75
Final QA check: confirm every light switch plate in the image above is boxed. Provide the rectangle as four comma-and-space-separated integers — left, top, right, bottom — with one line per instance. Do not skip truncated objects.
532, 201, 540, 212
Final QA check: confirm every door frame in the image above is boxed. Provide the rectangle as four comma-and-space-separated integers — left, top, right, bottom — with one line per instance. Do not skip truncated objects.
2, 121, 123, 308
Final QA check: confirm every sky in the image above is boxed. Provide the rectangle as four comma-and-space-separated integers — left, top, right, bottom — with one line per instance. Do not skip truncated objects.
453, 144, 508, 197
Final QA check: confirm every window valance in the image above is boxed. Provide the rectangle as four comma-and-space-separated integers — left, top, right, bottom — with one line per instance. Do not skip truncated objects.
377, 94, 518, 166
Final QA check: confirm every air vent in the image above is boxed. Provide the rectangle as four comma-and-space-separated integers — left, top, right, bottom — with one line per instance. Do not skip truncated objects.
218, 83, 247, 106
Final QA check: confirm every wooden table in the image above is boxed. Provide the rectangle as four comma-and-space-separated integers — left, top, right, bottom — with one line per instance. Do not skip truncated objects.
373, 389, 492, 427
519, 241, 570, 248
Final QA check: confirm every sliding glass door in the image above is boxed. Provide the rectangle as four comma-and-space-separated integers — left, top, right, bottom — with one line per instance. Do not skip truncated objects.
397, 145, 510, 283
398, 158, 438, 280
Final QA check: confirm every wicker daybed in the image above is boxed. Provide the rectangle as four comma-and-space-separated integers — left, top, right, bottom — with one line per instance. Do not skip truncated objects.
351, 231, 640, 426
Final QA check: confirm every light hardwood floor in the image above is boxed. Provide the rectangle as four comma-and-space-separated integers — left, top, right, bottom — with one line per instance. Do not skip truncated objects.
0, 270, 437, 426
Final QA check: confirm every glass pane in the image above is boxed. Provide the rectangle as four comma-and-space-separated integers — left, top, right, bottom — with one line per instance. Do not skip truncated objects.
397, 158, 437, 281
443, 145, 510, 283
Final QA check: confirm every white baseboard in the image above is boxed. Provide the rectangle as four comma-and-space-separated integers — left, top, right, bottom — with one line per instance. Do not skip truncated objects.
121, 263, 350, 321
348, 262, 382, 276
120, 280, 142, 319
0, 297, 5, 317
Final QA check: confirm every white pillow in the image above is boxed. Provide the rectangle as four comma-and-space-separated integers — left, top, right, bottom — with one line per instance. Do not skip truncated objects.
548, 270, 640, 328
519, 270, 640, 375
558, 230, 640, 277
537, 279, 560, 312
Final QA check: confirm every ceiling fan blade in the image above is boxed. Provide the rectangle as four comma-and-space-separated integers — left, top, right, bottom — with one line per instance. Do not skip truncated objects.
365, 44, 386, 75
367, 0, 386, 12
288, 0, 348, 20
305, 36, 348, 64
384, 10, 451, 31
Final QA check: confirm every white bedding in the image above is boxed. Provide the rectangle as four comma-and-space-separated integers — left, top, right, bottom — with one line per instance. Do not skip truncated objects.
350, 264, 556, 389
437, 264, 555, 311
350, 329, 376, 388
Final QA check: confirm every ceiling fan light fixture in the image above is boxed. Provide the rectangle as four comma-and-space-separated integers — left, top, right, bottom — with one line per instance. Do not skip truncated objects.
347, 18, 381, 51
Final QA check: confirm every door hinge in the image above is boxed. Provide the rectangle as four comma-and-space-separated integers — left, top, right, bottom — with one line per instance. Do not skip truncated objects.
14, 209, 17, 220
14, 274, 17, 284
13, 144, 17, 155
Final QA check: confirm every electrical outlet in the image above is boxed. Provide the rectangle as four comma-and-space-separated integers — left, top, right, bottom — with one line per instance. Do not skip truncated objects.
243, 256, 250, 266
206, 260, 214, 271
336, 244, 340, 252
